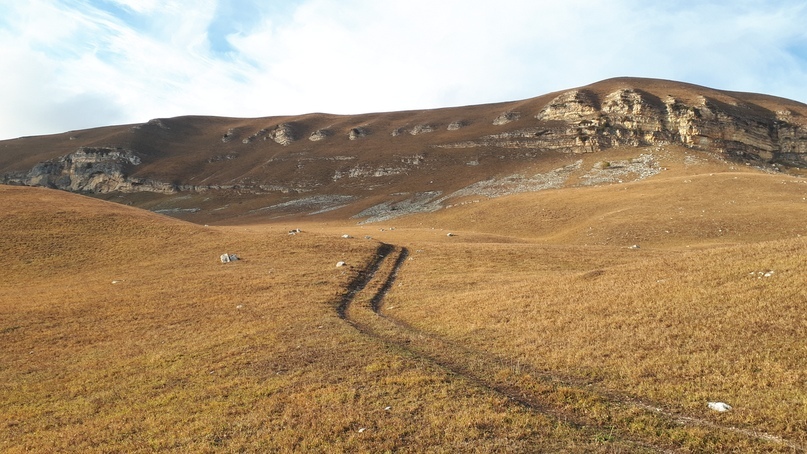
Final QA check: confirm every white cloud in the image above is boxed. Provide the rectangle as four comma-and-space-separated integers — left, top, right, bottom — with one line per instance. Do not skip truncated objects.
1, 0, 806, 140
105, 0, 162, 14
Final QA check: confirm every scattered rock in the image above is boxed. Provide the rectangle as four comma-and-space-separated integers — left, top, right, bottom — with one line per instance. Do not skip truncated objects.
493, 111, 520, 125
707, 402, 733, 412
336, 261, 346, 267
220, 253, 239, 263
251, 195, 358, 216
309, 129, 330, 141
242, 128, 269, 143
353, 191, 443, 223
270, 123, 296, 145
146, 118, 170, 129
341, 234, 353, 239
447, 120, 466, 130
348, 127, 368, 140
221, 128, 235, 143
410, 124, 434, 135
288, 228, 302, 235
207, 153, 238, 163
581, 153, 661, 186
153, 208, 201, 214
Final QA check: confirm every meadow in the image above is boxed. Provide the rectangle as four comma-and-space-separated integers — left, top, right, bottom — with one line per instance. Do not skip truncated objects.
0, 186, 628, 452
2, 152, 807, 452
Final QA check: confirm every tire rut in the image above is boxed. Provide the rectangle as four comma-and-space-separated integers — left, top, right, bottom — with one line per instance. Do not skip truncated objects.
337, 243, 804, 452
336, 243, 394, 320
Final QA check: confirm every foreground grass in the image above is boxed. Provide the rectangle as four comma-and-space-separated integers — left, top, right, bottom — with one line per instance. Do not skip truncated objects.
2, 186, 627, 452
383, 236, 807, 450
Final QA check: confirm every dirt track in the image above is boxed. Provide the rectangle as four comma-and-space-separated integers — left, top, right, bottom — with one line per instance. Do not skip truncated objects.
336, 243, 804, 452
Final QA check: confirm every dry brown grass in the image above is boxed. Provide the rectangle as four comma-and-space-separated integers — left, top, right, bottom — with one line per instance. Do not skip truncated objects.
367, 163, 807, 451
5, 76, 807, 451
1, 186, 632, 452
383, 238, 807, 447
3, 151, 807, 451
391, 150, 807, 248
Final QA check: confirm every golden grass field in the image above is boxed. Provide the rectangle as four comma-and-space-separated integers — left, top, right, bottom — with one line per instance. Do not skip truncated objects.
2, 150, 807, 452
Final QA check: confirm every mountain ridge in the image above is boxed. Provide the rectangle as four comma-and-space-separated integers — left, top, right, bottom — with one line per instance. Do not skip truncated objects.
3, 77, 807, 223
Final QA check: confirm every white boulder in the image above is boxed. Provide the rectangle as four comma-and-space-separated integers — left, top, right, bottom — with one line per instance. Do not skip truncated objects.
220, 253, 239, 263
707, 402, 733, 412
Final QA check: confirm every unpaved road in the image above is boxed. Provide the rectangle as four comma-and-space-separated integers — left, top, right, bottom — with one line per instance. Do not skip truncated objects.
336, 243, 804, 452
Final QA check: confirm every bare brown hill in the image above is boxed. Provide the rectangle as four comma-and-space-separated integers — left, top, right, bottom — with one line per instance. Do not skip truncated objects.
2, 77, 807, 225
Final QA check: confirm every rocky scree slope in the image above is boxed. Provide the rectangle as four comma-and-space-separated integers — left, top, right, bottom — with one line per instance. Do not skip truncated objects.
2, 77, 807, 221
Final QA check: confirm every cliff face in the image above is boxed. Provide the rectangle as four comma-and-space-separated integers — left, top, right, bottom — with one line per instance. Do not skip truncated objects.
2, 147, 178, 194
435, 86, 807, 167
528, 88, 807, 164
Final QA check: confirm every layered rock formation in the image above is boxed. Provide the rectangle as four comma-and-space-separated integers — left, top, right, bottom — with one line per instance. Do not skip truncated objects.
432, 86, 807, 167
269, 123, 296, 145
532, 88, 807, 164
0, 147, 174, 193
2, 78, 807, 217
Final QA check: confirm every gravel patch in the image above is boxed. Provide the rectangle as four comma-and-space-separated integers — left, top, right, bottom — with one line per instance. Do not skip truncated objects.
252, 195, 358, 215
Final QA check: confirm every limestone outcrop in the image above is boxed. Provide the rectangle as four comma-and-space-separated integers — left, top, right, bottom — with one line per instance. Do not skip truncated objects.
529, 88, 807, 164
447, 120, 467, 130
348, 127, 369, 140
2, 147, 167, 193
409, 124, 435, 135
309, 129, 329, 141
270, 123, 296, 145
433, 87, 807, 165
493, 111, 520, 125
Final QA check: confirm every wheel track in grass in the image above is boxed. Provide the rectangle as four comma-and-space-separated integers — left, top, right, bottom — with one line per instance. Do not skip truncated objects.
337, 243, 805, 452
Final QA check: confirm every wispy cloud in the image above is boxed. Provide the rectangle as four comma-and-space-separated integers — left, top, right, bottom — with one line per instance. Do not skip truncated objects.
1, 0, 806, 140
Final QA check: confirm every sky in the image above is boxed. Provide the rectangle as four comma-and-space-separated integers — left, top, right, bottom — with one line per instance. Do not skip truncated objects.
1, 0, 807, 140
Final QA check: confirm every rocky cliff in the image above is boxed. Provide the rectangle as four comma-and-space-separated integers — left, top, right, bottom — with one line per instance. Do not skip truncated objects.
438, 87, 807, 166
0, 147, 176, 194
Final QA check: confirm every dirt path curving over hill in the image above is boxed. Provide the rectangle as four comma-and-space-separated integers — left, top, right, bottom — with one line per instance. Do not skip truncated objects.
336, 243, 805, 452
335, 243, 395, 320
337, 244, 665, 451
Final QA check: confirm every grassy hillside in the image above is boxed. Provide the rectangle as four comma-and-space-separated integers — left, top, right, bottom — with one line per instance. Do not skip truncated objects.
2, 144, 807, 451
383, 238, 807, 447
1, 186, 633, 452
393, 165, 807, 248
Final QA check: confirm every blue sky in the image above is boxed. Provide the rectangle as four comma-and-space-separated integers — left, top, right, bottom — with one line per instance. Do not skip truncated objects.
1, 0, 806, 140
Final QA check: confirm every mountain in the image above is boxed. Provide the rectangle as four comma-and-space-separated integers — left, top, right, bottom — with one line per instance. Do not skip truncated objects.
2, 77, 807, 224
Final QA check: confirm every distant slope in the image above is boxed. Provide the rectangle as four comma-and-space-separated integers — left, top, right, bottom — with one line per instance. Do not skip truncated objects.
393, 160, 807, 248
2, 77, 807, 224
